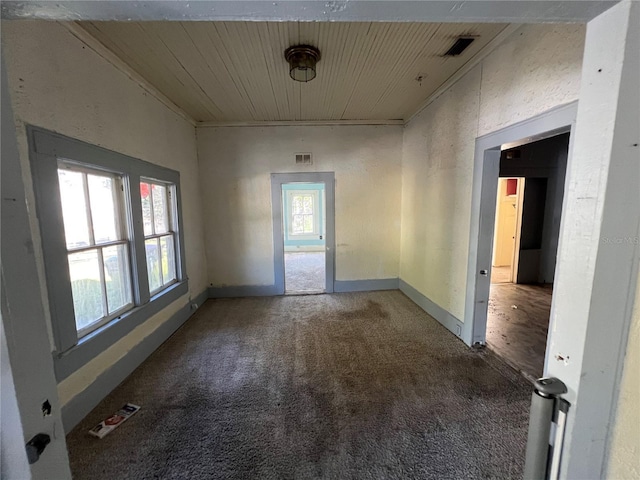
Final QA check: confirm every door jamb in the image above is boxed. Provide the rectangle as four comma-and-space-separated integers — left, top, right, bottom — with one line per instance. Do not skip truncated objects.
510, 178, 526, 284
270, 172, 336, 294
462, 101, 578, 347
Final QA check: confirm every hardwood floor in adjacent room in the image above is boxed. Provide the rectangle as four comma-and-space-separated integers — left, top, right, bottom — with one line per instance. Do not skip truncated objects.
487, 283, 552, 381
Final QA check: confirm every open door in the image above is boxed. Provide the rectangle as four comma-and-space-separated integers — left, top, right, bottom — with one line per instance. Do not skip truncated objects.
491, 177, 525, 284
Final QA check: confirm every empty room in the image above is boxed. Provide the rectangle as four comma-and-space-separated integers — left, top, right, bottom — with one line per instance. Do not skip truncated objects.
1, 2, 638, 480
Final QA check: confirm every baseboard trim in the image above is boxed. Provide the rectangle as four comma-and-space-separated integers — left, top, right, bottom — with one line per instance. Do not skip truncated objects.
61, 289, 209, 432
399, 279, 464, 340
334, 278, 399, 292
208, 285, 279, 298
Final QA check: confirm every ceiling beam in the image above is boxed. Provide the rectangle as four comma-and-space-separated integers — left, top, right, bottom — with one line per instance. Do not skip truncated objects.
1, 1, 619, 23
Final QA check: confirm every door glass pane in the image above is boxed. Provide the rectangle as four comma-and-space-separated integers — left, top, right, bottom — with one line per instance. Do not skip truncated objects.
160, 235, 176, 283
140, 182, 153, 236
103, 244, 131, 313
68, 249, 103, 330
146, 238, 162, 292
88, 174, 118, 243
58, 169, 90, 249
152, 184, 169, 234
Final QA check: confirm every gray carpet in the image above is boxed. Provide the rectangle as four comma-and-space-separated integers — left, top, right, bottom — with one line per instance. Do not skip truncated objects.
67, 291, 531, 479
285, 252, 325, 292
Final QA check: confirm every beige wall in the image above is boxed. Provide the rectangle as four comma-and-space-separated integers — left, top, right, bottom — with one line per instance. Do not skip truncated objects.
197, 125, 403, 286
607, 263, 640, 479
1, 21, 208, 406
400, 24, 586, 320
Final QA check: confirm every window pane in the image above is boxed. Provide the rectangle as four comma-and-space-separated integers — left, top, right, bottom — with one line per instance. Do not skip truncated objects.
68, 249, 104, 331
303, 215, 313, 233
292, 196, 303, 214
140, 182, 153, 236
88, 174, 118, 243
160, 235, 176, 283
292, 215, 303, 234
58, 169, 90, 249
152, 184, 169, 234
103, 244, 132, 313
146, 238, 162, 292
303, 195, 313, 214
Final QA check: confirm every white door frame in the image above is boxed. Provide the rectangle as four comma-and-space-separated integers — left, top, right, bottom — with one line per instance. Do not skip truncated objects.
270, 172, 336, 294
1, 55, 72, 479
463, 101, 577, 347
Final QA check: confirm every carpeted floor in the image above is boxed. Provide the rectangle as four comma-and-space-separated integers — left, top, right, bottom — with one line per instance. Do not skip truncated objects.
67, 291, 531, 479
284, 252, 325, 292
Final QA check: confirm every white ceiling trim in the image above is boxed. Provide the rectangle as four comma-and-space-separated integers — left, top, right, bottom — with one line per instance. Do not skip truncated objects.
406, 23, 522, 125
60, 21, 197, 126
197, 119, 404, 127
2, 1, 617, 23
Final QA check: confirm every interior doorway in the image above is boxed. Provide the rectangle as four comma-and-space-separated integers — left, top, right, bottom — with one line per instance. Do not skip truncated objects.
491, 177, 525, 284
271, 172, 335, 295
485, 134, 570, 381
282, 183, 326, 293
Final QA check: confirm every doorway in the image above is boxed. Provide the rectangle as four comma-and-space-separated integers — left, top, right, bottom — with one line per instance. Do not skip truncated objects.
491, 177, 525, 284
271, 172, 335, 295
464, 102, 578, 379
484, 134, 570, 380
282, 183, 326, 293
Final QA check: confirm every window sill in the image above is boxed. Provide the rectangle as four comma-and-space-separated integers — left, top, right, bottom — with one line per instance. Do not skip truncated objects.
53, 280, 189, 381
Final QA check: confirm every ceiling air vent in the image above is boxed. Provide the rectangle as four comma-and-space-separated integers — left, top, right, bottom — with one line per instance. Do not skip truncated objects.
444, 37, 475, 56
295, 153, 313, 165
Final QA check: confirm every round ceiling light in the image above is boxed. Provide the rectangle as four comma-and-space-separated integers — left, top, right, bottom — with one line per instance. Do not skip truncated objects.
284, 45, 321, 82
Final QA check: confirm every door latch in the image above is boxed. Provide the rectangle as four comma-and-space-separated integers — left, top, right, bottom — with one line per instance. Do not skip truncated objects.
26, 433, 50, 464
479, 269, 488, 276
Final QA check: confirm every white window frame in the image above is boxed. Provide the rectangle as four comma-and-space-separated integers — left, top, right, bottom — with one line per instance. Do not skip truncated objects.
57, 160, 134, 338
28, 127, 188, 382
287, 190, 320, 239
140, 178, 179, 295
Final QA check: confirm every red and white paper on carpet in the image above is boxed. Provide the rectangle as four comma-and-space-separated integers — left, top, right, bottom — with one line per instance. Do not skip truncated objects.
89, 403, 140, 439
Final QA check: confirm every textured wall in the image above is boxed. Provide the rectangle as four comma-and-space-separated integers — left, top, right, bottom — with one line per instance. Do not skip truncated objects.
197, 125, 403, 286
477, 24, 586, 136
607, 267, 640, 478
1, 21, 207, 405
400, 23, 586, 321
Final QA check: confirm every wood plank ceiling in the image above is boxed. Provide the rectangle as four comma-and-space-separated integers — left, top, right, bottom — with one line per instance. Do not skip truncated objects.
78, 21, 509, 123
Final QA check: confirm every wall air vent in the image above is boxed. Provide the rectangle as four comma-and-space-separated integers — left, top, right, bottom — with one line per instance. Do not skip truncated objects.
295, 153, 313, 165
444, 37, 475, 56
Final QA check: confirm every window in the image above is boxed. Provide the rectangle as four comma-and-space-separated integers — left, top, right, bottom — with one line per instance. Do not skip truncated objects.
58, 163, 133, 336
29, 127, 188, 379
285, 190, 320, 240
291, 193, 316, 235
140, 180, 177, 294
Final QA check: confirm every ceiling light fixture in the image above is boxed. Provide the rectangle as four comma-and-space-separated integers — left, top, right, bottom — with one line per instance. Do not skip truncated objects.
284, 45, 321, 82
